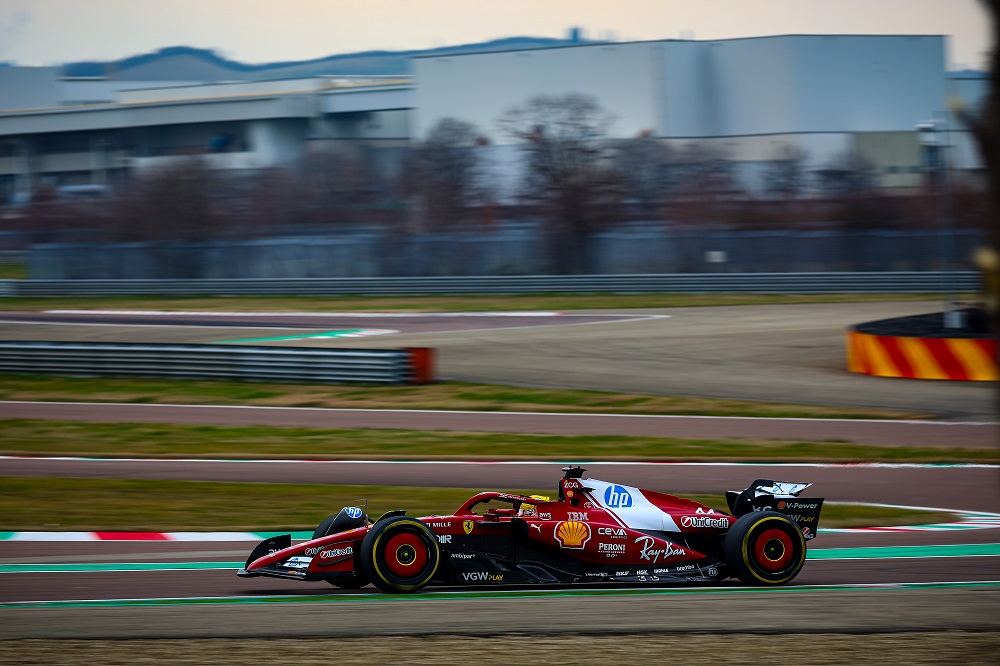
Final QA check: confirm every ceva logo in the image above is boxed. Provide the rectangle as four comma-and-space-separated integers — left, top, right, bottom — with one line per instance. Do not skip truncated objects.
604, 485, 633, 508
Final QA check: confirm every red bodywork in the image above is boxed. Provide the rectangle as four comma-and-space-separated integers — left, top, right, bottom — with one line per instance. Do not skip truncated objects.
238, 471, 821, 590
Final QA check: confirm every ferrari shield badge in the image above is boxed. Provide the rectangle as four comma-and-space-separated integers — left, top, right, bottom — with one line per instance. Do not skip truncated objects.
463, 520, 475, 534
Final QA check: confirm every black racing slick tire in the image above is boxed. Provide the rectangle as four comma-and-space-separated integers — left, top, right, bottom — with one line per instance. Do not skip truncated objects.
724, 511, 807, 585
360, 516, 440, 593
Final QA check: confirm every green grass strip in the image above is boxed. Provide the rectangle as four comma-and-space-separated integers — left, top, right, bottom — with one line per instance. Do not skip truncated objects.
0, 375, 928, 420
2, 419, 992, 463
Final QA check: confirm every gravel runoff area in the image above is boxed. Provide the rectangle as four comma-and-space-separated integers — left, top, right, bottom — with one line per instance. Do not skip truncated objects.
3, 633, 998, 665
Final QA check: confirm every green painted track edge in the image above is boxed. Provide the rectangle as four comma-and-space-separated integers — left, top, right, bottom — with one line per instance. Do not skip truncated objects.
217, 330, 368, 343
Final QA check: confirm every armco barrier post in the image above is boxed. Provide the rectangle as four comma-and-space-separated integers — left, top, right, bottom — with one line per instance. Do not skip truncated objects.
407, 348, 436, 384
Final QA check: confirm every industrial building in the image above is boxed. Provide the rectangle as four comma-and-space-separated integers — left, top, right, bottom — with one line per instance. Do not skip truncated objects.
0, 34, 987, 205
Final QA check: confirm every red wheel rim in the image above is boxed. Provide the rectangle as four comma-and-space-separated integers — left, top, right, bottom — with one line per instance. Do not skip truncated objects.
384, 532, 428, 577
754, 528, 794, 571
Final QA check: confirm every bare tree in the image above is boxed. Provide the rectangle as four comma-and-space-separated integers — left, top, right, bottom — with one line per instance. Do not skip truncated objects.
109, 156, 225, 243
813, 152, 878, 199
236, 166, 299, 237
406, 118, 488, 232
614, 131, 674, 217
673, 143, 740, 196
498, 94, 621, 273
763, 145, 808, 201
296, 150, 383, 228
669, 142, 741, 229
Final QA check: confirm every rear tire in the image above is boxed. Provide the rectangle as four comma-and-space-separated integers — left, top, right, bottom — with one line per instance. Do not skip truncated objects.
724, 511, 806, 585
360, 517, 440, 593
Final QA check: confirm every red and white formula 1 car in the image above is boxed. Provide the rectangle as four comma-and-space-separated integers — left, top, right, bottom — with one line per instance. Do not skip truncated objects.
238, 467, 823, 593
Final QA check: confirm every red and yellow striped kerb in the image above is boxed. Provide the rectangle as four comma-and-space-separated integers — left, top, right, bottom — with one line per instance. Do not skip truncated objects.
846, 330, 998, 381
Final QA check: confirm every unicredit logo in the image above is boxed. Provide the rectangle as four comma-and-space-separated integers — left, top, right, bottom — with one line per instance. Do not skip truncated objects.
681, 515, 729, 529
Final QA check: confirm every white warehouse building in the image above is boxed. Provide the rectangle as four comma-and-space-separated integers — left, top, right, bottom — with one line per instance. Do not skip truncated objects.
0, 33, 986, 205
414, 34, 979, 194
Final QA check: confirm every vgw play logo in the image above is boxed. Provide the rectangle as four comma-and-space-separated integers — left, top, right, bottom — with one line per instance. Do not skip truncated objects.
604, 485, 633, 508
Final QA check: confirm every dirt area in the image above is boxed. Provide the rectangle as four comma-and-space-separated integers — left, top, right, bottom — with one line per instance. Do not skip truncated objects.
4, 633, 998, 665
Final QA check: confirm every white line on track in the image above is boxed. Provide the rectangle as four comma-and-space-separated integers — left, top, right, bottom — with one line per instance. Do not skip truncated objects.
0, 400, 994, 426
16, 310, 670, 337
0, 320, 329, 331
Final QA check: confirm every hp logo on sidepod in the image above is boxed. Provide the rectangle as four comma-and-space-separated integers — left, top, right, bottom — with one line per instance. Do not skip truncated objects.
604, 485, 633, 508
344, 507, 363, 519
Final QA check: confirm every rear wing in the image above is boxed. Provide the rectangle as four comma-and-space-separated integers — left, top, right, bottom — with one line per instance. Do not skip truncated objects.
727, 479, 823, 540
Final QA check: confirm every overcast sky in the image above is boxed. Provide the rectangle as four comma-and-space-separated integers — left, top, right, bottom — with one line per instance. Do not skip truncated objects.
0, 0, 991, 70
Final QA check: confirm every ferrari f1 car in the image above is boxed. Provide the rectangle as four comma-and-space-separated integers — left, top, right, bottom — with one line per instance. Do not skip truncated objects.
237, 467, 823, 593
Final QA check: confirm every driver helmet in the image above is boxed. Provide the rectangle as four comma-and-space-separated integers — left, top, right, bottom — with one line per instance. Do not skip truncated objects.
518, 494, 550, 516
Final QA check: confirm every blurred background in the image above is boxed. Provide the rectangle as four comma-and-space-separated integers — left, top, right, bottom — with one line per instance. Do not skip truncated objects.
0, 0, 992, 279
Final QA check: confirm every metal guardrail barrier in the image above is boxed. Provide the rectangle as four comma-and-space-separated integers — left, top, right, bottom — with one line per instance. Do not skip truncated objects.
0, 342, 433, 385
0, 272, 983, 296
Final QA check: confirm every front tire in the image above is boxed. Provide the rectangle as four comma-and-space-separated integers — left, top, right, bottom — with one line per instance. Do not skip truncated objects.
360, 516, 440, 593
724, 511, 806, 585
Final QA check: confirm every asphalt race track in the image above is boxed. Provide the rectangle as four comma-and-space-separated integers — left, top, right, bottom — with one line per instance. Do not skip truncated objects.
1, 509, 999, 637
0, 303, 998, 638
0, 302, 995, 419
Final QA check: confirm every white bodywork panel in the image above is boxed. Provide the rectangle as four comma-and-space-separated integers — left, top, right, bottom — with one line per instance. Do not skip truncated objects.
584, 478, 680, 532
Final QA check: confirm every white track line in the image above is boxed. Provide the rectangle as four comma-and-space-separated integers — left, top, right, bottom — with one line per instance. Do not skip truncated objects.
0, 320, 324, 331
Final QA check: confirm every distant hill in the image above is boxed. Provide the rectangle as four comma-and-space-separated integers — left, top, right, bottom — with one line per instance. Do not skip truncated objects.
61, 37, 596, 81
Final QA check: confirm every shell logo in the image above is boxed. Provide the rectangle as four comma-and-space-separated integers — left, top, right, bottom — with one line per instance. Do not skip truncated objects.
555, 521, 591, 549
